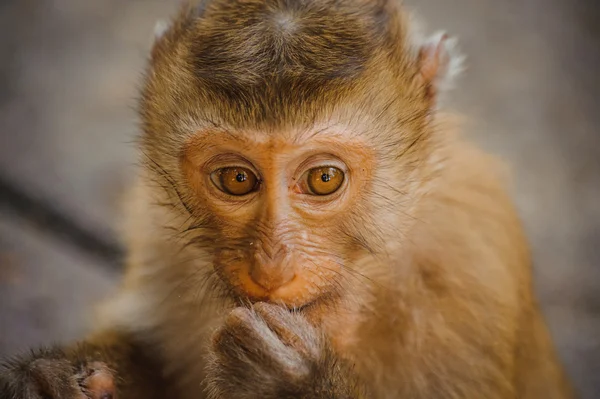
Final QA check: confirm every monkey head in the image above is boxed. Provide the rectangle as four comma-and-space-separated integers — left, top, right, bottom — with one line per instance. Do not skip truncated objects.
138, 0, 463, 309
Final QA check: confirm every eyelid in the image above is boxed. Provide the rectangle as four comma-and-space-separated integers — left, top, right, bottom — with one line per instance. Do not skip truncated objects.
204, 154, 260, 177
295, 154, 348, 177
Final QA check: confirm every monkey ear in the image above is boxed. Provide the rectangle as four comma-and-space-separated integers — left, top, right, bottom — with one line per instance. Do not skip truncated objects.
417, 31, 465, 103
153, 19, 171, 41
150, 19, 171, 60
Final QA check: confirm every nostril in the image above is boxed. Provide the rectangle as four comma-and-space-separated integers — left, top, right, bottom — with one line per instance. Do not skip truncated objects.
249, 265, 268, 290
249, 260, 295, 292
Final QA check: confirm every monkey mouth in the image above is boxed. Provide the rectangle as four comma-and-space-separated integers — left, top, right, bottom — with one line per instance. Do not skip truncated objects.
232, 293, 318, 313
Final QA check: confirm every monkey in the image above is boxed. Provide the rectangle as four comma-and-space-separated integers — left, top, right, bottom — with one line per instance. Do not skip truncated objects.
0, 0, 576, 398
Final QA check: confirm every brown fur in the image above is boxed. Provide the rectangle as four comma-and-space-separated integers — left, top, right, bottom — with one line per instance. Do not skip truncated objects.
0, 1, 574, 398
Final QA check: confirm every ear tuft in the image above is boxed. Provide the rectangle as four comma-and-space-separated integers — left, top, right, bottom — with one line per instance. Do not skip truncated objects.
419, 31, 465, 95
150, 19, 172, 61
153, 19, 171, 40
408, 18, 466, 104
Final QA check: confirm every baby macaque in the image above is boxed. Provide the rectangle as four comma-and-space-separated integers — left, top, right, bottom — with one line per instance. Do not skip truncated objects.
0, 0, 575, 398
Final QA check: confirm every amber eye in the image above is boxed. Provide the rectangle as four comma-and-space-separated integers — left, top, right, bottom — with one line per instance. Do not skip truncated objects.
210, 167, 259, 196
300, 166, 345, 196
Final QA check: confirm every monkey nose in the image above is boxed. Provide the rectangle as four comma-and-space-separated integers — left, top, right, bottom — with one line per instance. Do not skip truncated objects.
249, 254, 295, 293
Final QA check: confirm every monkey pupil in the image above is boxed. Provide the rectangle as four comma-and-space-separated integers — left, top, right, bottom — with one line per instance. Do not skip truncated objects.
236, 173, 246, 183
321, 173, 331, 183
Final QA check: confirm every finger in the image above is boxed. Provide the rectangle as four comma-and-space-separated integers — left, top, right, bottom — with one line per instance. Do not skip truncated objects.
253, 303, 303, 347
253, 302, 319, 359
214, 308, 283, 361
225, 307, 282, 351
29, 358, 87, 399
214, 307, 308, 375
79, 362, 116, 399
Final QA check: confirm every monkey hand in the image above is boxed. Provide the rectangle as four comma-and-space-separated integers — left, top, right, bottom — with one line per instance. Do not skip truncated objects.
207, 302, 364, 399
0, 347, 116, 399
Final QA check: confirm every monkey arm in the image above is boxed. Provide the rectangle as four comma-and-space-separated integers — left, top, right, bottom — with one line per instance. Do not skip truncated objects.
0, 329, 167, 399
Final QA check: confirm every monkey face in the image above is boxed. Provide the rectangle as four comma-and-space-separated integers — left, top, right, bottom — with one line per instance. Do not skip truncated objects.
139, 0, 452, 311
180, 126, 378, 308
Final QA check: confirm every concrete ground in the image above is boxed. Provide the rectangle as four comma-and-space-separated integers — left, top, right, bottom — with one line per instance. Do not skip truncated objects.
0, 0, 598, 397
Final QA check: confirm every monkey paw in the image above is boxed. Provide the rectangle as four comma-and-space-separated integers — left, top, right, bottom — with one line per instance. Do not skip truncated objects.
206, 302, 326, 398
0, 349, 116, 399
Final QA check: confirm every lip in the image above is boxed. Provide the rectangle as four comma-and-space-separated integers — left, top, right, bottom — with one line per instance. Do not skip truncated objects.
233, 291, 320, 313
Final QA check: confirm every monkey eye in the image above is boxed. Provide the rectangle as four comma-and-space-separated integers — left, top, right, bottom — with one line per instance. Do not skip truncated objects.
210, 167, 259, 196
298, 166, 345, 196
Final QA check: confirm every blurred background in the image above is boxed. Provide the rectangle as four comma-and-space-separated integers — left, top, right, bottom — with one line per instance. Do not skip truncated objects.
0, 0, 598, 397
